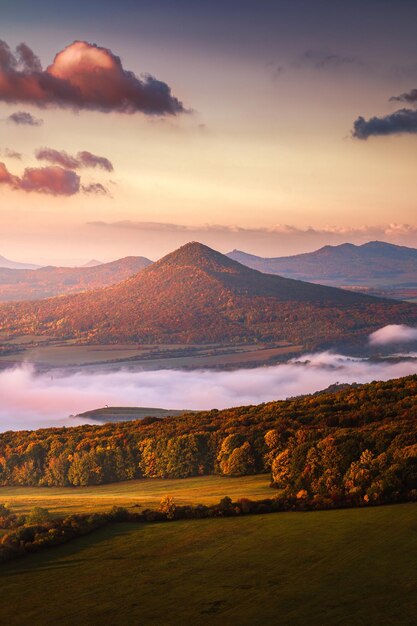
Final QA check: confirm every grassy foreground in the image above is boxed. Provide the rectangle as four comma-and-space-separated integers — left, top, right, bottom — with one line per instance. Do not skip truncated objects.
1, 503, 416, 625
1, 474, 272, 515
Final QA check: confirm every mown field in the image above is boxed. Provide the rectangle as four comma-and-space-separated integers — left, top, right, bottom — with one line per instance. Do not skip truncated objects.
1, 503, 416, 625
1, 474, 272, 515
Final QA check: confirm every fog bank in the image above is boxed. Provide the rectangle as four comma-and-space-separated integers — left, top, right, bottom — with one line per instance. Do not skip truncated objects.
1, 351, 417, 432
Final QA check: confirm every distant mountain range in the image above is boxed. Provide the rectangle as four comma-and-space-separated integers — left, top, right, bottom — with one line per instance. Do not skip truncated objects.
227, 241, 417, 292
0, 256, 152, 301
0, 242, 415, 350
0, 255, 41, 270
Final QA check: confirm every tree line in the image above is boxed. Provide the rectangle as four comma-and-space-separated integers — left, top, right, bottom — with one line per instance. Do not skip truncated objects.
0, 375, 416, 505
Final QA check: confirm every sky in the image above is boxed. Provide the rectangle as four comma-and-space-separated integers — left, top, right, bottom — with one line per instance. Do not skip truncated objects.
1, 0, 417, 264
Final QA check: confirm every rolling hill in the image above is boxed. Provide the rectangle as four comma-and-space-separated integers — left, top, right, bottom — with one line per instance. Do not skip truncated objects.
0, 255, 152, 301
227, 241, 417, 289
0, 241, 416, 348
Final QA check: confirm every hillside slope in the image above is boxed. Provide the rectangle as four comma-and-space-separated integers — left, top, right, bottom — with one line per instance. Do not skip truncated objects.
228, 241, 417, 287
0, 256, 152, 301
0, 242, 416, 347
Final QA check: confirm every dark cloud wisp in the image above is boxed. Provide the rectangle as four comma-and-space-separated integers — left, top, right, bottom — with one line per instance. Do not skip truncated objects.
82, 182, 110, 196
7, 111, 43, 126
302, 49, 363, 70
390, 88, 417, 105
2, 148, 22, 160
36, 148, 113, 172
0, 39, 186, 116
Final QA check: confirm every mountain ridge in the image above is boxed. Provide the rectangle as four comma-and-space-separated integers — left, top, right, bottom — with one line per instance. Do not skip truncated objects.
227, 240, 417, 287
0, 241, 416, 349
0, 255, 152, 301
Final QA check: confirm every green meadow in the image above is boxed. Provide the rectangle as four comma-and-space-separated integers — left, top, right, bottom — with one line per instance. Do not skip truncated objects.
1, 473, 272, 516
1, 503, 416, 625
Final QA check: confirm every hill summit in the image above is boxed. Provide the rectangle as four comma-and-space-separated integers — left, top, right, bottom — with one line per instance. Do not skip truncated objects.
0, 242, 416, 348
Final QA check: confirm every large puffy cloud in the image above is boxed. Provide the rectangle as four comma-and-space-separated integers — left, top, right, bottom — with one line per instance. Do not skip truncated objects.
36, 148, 113, 171
369, 324, 417, 346
7, 111, 43, 126
0, 40, 185, 115
352, 108, 417, 139
0, 162, 80, 195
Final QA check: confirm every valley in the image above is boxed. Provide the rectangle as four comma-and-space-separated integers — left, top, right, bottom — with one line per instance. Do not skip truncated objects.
0, 336, 303, 370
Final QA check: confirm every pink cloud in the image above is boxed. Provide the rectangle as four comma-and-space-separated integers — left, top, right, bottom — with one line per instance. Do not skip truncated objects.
0, 162, 80, 196
0, 40, 185, 115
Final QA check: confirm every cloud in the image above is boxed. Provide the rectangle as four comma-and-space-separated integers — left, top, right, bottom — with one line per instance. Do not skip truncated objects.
82, 182, 110, 195
35, 148, 78, 169
0, 162, 16, 186
77, 151, 113, 172
2, 148, 22, 160
36, 148, 113, 171
87, 219, 417, 238
390, 88, 417, 105
20, 166, 80, 195
1, 350, 417, 431
352, 108, 417, 139
0, 162, 80, 195
369, 324, 417, 346
0, 39, 186, 115
301, 49, 363, 70
7, 111, 43, 126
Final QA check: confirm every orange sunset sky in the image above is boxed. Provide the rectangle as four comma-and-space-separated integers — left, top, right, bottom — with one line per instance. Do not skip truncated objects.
1, 0, 417, 264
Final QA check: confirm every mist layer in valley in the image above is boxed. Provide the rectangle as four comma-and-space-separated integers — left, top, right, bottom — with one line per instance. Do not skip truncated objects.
1, 340, 417, 432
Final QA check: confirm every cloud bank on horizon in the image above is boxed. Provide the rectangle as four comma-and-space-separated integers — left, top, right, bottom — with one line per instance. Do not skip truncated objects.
1, 348, 417, 432
0, 39, 185, 115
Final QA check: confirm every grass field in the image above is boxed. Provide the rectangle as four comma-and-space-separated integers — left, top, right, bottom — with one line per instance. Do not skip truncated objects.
0, 503, 416, 625
1, 474, 272, 515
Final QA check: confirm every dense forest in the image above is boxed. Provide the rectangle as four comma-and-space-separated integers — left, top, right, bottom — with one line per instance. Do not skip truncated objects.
1, 375, 416, 506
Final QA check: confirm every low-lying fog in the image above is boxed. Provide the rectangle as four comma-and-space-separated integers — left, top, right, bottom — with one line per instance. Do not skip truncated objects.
1, 326, 417, 432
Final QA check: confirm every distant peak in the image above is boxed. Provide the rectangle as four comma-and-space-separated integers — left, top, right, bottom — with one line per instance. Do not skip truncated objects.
82, 259, 104, 267
156, 241, 243, 271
